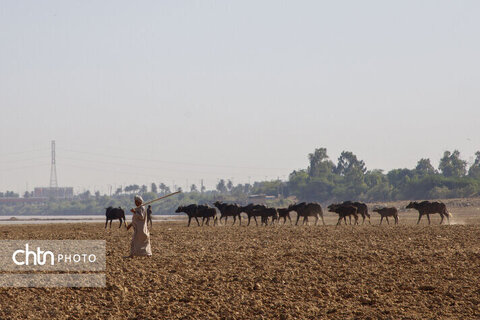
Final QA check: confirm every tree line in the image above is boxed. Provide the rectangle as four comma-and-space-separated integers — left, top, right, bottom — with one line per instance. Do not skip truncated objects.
286, 148, 480, 202
1, 147, 480, 215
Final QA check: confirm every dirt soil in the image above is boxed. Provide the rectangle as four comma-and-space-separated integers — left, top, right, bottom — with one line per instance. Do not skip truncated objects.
0, 204, 479, 319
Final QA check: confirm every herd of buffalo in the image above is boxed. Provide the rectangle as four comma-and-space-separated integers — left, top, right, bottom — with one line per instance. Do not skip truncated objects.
105, 200, 451, 228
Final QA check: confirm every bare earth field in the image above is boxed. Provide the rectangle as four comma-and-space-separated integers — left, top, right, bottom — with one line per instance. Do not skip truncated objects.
0, 202, 479, 319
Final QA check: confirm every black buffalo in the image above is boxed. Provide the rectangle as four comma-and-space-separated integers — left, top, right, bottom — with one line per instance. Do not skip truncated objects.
406, 201, 451, 225
196, 204, 218, 226
256, 207, 278, 226
373, 207, 398, 225
214, 201, 242, 225
176, 204, 201, 227
105, 207, 126, 229
328, 203, 358, 226
288, 202, 325, 226
239, 204, 266, 226
342, 201, 371, 224
277, 208, 292, 225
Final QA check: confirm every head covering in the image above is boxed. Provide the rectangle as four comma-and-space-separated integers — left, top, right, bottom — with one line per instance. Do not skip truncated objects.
134, 195, 144, 204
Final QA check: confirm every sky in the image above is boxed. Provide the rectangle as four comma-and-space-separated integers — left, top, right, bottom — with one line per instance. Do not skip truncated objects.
0, 1, 479, 194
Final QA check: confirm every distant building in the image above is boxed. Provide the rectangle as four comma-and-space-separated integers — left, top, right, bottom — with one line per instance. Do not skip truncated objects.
248, 194, 276, 205
34, 187, 74, 199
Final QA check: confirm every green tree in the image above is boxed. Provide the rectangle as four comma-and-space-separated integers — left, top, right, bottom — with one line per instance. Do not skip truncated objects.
335, 151, 367, 176
307, 148, 335, 178
415, 158, 436, 176
468, 151, 480, 178
151, 183, 158, 194
227, 180, 233, 192
216, 179, 227, 193
190, 184, 198, 192
439, 150, 467, 177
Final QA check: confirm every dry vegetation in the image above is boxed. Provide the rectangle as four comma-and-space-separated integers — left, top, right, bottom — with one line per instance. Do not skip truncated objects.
0, 200, 479, 319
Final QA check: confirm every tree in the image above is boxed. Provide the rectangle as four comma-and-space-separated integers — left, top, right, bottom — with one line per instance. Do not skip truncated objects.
415, 158, 436, 176
124, 184, 140, 193
158, 183, 167, 195
164, 185, 171, 194
151, 183, 158, 194
115, 187, 123, 195
227, 180, 233, 192
335, 151, 367, 176
80, 190, 91, 200
307, 148, 335, 178
216, 179, 227, 194
439, 150, 467, 177
201, 184, 206, 193
468, 151, 480, 179
190, 184, 198, 192
140, 185, 148, 194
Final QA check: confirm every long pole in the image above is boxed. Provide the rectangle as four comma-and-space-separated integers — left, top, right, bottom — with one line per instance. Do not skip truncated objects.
135, 191, 181, 209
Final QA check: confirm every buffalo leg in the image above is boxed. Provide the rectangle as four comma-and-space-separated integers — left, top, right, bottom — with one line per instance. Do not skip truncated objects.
110, 220, 112, 228
336, 216, 342, 226
439, 214, 444, 225
254, 216, 258, 226
395, 215, 398, 225
247, 216, 251, 226
417, 214, 422, 224
295, 214, 300, 226
119, 219, 122, 228
239, 216, 242, 226
380, 216, 383, 225
386, 217, 390, 225
288, 215, 292, 225
105, 218, 108, 229
321, 215, 325, 226
195, 217, 200, 226
427, 214, 431, 225
314, 215, 318, 226
303, 216, 308, 225
188, 216, 192, 227
232, 216, 237, 225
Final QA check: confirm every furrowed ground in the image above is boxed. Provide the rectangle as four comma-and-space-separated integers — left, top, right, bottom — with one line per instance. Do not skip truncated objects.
0, 205, 479, 320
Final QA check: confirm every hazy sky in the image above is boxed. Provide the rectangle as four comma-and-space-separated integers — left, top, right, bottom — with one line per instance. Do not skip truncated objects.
1, 1, 479, 194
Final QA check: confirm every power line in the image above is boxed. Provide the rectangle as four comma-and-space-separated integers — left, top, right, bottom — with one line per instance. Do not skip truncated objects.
0, 148, 49, 157
57, 147, 291, 171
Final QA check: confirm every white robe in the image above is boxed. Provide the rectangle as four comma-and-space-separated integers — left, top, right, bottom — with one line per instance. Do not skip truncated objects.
130, 206, 152, 256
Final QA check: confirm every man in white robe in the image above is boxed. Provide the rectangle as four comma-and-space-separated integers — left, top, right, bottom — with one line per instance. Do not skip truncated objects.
126, 195, 152, 257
